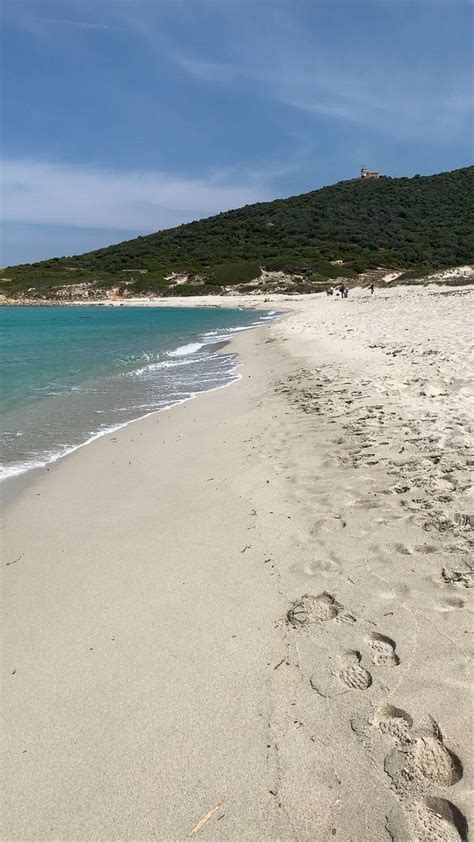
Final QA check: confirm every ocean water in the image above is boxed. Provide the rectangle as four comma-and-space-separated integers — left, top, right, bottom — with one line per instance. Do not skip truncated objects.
0, 305, 277, 480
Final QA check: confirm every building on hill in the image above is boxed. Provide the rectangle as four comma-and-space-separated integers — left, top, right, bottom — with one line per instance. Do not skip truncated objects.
361, 167, 380, 179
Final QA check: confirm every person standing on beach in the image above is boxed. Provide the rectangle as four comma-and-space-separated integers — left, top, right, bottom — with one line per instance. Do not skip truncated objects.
369, 283, 374, 295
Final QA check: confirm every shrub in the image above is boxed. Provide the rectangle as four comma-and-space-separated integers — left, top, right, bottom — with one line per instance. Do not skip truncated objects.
6, 167, 473, 296
207, 260, 261, 285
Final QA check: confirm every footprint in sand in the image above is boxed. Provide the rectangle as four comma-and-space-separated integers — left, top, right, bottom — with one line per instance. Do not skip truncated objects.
416, 797, 468, 842
441, 566, 473, 588
337, 650, 372, 691
435, 596, 466, 612
374, 708, 468, 841
310, 515, 347, 536
293, 556, 343, 580
378, 708, 463, 803
374, 703, 413, 744
414, 723, 463, 788
454, 513, 474, 529
366, 632, 400, 667
287, 592, 343, 626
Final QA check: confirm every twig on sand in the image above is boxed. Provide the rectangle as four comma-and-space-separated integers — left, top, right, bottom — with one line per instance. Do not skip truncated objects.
6, 553, 24, 567
189, 804, 221, 837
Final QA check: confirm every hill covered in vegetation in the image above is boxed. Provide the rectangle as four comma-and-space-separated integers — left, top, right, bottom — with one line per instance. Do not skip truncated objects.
3, 166, 473, 299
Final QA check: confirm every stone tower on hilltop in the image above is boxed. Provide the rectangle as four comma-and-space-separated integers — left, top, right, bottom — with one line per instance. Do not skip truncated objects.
361, 167, 380, 179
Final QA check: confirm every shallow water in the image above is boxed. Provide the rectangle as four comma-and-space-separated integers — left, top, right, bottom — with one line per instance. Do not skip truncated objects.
0, 305, 277, 479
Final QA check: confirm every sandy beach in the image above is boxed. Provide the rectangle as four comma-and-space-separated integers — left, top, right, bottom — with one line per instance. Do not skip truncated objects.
2, 285, 473, 841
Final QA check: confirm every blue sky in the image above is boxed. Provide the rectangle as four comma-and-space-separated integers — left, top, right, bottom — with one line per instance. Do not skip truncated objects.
2, 0, 473, 265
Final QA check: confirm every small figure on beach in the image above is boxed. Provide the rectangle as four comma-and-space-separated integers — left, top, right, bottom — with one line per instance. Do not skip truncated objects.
339, 284, 346, 299
326, 286, 334, 296
343, 287, 349, 298
369, 283, 374, 295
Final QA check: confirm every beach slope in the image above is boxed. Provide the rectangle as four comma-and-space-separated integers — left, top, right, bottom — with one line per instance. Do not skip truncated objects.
2, 286, 473, 841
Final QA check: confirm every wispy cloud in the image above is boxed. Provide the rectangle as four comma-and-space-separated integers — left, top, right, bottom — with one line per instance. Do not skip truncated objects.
32, 17, 116, 31
122, 0, 472, 143
1, 159, 275, 232
170, 49, 473, 143
8, 0, 472, 144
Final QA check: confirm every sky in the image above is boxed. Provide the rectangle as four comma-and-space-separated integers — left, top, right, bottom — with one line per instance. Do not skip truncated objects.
1, 0, 473, 266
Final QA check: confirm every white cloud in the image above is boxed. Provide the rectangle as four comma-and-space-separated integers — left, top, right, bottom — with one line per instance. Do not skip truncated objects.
1, 159, 274, 232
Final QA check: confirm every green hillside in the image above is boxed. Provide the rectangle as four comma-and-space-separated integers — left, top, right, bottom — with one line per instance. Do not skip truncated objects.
3, 166, 473, 298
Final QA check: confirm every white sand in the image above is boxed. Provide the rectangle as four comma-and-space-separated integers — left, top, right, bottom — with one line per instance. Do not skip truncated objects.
2, 285, 473, 841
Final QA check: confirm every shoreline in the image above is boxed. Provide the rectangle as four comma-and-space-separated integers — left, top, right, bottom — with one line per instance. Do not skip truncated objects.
1, 345, 238, 499
1, 308, 282, 497
0, 295, 281, 309
2, 285, 472, 840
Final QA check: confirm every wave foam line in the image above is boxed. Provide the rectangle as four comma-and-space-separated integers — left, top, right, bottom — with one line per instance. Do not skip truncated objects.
167, 342, 205, 358
0, 367, 242, 484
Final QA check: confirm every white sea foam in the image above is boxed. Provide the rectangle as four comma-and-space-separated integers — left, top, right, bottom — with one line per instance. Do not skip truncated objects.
133, 355, 205, 377
167, 342, 205, 358
0, 423, 124, 481
226, 324, 259, 333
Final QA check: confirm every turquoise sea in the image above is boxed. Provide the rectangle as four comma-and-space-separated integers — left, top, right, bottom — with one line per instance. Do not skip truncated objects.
0, 305, 277, 480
